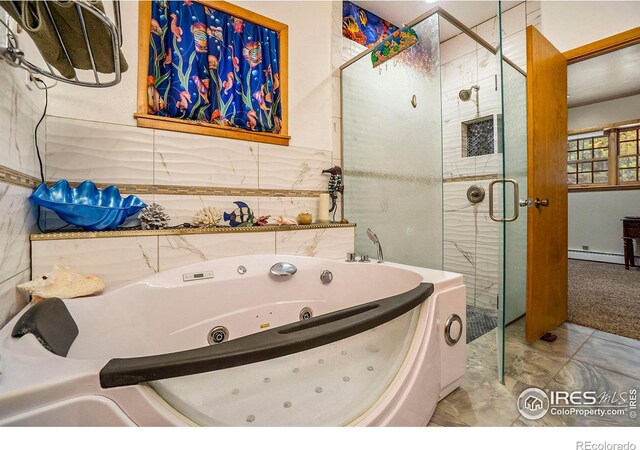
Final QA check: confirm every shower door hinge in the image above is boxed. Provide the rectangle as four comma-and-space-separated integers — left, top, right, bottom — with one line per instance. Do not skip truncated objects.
494, 75, 497, 91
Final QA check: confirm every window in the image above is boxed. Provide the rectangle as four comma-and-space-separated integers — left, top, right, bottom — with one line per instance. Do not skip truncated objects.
618, 127, 639, 183
136, 0, 289, 146
567, 122, 640, 190
567, 134, 609, 185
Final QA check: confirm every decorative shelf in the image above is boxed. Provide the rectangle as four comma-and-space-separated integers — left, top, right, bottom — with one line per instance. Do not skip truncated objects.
30, 223, 356, 241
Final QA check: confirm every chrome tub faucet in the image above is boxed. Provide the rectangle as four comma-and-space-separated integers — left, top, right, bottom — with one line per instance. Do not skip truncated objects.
367, 228, 384, 263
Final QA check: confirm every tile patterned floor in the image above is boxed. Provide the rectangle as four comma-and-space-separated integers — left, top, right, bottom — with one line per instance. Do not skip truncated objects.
429, 318, 640, 427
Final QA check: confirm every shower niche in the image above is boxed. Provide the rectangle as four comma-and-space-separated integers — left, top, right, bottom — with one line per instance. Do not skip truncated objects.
462, 116, 497, 158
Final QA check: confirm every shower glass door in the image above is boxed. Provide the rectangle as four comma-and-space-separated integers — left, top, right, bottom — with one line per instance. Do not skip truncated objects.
496, 1, 529, 382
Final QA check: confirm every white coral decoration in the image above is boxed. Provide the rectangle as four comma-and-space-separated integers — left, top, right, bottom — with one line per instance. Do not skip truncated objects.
138, 202, 170, 230
193, 206, 222, 228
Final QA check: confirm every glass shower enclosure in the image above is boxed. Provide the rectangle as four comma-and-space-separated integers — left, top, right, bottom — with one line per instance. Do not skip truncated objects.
340, 3, 528, 382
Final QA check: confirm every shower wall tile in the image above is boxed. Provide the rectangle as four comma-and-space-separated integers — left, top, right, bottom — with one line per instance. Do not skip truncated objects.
444, 240, 476, 306
476, 17, 499, 48
501, 3, 526, 38
332, 76, 341, 118
0, 184, 36, 284
31, 236, 159, 288
331, 34, 343, 74
153, 130, 258, 188
0, 270, 30, 329
526, 1, 542, 29
276, 227, 354, 259
259, 143, 332, 191
441, 52, 477, 94
158, 233, 275, 271
502, 30, 527, 72
0, 63, 45, 178
332, 116, 342, 162
441, 32, 477, 65
46, 116, 154, 185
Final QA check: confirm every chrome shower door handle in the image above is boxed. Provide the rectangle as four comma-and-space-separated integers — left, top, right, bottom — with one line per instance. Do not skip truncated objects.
488, 179, 520, 223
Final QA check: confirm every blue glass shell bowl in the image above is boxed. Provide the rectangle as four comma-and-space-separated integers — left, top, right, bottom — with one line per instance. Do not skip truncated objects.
30, 180, 147, 231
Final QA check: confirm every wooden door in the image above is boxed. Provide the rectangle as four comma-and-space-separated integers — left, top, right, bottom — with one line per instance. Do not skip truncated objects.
525, 26, 568, 343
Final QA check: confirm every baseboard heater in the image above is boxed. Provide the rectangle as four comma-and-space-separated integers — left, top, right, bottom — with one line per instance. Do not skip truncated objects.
568, 249, 633, 265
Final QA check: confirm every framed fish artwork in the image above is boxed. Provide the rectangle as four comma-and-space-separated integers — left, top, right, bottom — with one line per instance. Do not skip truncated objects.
136, 0, 290, 146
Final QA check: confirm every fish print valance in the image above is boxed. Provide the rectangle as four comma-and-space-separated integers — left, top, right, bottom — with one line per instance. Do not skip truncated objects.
148, 0, 282, 134
342, 1, 397, 48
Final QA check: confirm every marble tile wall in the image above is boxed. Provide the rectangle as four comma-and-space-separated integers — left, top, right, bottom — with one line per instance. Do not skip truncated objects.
0, 47, 45, 327
440, 3, 527, 310
44, 115, 340, 227
31, 228, 355, 288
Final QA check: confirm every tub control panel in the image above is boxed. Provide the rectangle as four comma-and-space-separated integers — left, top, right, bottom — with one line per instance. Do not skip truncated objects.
182, 271, 214, 282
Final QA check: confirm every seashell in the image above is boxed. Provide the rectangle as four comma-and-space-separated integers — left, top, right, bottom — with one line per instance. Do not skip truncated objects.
18, 266, 105, 302
275, 216, 298, 226
192, 206, 222, 228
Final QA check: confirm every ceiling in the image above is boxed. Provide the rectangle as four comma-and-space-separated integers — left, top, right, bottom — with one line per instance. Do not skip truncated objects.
353, 1, 521, 41
568, 44, 640, 108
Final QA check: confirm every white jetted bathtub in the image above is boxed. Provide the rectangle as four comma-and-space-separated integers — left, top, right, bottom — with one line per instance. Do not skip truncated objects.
0, 254, 465, 426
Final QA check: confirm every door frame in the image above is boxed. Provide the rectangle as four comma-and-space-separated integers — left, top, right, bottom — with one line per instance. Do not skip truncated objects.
524, 26, 640, 342
563, 26, 640, 63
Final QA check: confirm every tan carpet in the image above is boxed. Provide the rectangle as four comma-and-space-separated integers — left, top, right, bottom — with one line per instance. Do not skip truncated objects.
568, 259, 640, 340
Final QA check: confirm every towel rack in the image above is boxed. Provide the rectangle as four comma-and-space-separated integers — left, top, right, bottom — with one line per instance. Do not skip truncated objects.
0, 0, 123, 87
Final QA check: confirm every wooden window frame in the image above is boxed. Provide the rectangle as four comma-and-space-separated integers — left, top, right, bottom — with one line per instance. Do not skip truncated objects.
135, 0, 290, 146
567, 121, 640, 192
564, 26, 640, 192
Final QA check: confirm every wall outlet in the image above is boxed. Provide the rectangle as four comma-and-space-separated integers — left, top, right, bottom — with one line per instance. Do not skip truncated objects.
582, 245, 589, 251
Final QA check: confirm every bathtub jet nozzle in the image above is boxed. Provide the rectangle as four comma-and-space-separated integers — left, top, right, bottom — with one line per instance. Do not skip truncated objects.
367, 228, 384, 264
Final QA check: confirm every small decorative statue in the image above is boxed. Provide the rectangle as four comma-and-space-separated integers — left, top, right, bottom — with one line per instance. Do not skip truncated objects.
255, 215, 271, 226
322, 166, 344, 222
192, 206, 222, 228
18, 266, 105, 302
223, 201, 256, 227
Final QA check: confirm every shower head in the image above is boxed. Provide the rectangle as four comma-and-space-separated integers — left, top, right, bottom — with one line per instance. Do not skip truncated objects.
367, 228, 379, 244
458, 85, 480, 102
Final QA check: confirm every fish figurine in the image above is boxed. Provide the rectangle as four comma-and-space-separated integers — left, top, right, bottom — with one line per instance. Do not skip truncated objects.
192, 76, 210, 103
191, 22, 208, 53
18, 266, 105, 302
222, 72, 234, 95
147, 76, 165, 113
223, 201, 255, 227
176, 90, 191, 112
170, 14, 182, 42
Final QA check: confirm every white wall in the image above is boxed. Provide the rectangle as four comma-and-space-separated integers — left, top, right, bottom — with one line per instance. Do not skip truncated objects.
0, 28, 44, 326
568, 95, 640, 131
568, 94, 640, 259
569, 190, 640, 256
47, 0, 336, 153
540, 1, 640, 52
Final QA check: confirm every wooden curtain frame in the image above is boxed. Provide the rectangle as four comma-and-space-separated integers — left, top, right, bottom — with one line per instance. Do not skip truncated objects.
564, 26, 640, 192
135, 0, 290, 146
